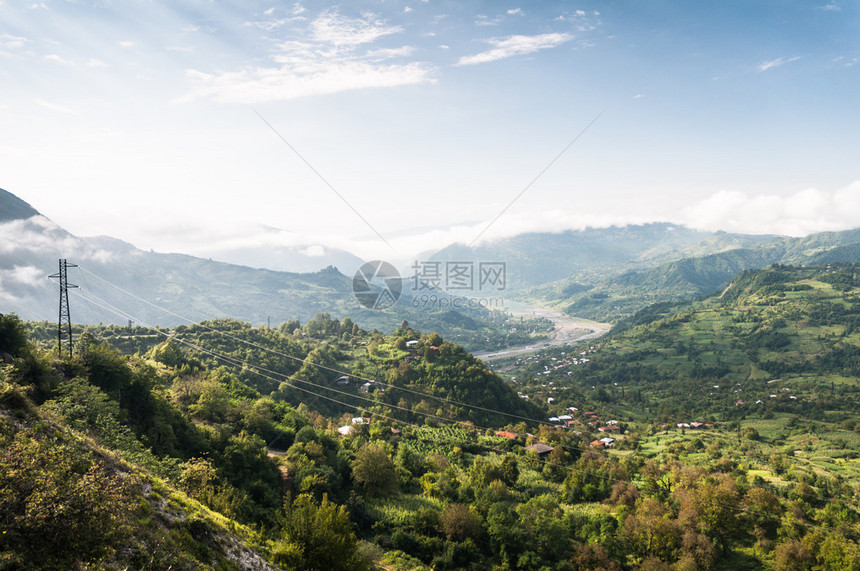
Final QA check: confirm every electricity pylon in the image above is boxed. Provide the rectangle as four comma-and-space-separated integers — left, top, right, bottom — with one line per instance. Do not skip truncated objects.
48, 259, 78, 358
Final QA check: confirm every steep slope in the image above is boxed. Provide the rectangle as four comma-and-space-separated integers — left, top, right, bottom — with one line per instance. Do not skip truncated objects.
0, 382, 277, 570
0, 187, 39, 222
535, 227, 860, 322
430, 223, 717, 288
0, 188, 548, 350
570, 264, 860, 418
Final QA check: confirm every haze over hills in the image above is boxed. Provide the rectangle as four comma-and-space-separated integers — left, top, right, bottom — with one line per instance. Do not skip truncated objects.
533, 226, 860, 322
429, 224, 778, 289
0, 188, 545, 350
0, 187, 408, 329
6, 184, 860, 336
189, 224, 365, 274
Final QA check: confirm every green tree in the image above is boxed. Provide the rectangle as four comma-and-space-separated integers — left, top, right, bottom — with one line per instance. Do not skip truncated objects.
273, 494, 366, 570
0, 429, 139, 569
351, 443, 398, 497
0, 313, 28, 357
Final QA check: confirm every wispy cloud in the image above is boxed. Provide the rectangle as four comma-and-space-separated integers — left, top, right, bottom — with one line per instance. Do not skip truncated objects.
310, 10, 402, 45
1, 34, 29, 49
507, 8, 523, 16
457, 33, 573, 66
179, 10, 435, 104
366, 46, 416, 59
43, 53, 72, 65
475, 14, 503, 27
35, 99, 76, 113
758, 55, 801, 72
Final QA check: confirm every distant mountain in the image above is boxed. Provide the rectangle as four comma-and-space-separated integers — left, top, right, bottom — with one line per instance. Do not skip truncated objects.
430, 223, 772, 289
0, 187, 40, 223
534, 227, 860, 322
192, 225, 365, 274
0, 188, 539, 350
0, 201, 364, 326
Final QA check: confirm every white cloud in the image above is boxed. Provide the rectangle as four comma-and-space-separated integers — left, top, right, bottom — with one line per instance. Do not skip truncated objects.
35, 99, 75, 113
507, 8, 523, 16
456, 33, 573, 66
1, 34, 28, 49
179, 10, 434, 104
302, 245, 326, 257
366, 46, 415, 59
87, 58, 109, 67
475, 14, 503, 27
43, 53, 71, 65
0, 216, 111, 261
245, 18, 294, 31
7, 265, 43, 286
680, 182, 860, 236
180, 61, 434, 104
118, 41, 135, 48
310, 10, 402, 46
758, 55, 801, 72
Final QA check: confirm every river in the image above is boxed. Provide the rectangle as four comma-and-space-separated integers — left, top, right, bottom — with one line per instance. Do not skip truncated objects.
473, 305, 610, 361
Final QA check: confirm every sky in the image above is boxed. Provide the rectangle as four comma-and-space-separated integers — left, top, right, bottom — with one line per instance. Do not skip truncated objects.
1, 0, 859, 264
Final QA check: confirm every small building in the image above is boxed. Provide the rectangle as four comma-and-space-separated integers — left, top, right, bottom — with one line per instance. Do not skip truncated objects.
406, 340, 419, 348
598, 425, 620, 433
495, 431, 518, 439
335, 375, 350, 385
360, 382, 381, 394
525, 443, 554, 456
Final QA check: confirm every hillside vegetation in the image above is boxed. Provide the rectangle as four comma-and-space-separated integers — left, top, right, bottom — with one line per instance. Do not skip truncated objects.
534, 230, 860, 322
2, 265, 860, 569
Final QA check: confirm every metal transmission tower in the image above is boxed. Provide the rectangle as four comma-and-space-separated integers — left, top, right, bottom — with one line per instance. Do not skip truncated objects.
48, 259, 78, 358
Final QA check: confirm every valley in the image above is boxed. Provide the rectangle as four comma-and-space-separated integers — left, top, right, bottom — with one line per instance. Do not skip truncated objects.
3, 186, 860, 570
473, 305, 609, 361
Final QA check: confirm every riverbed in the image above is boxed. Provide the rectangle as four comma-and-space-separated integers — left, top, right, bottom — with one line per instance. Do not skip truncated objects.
473, 305, 610, 361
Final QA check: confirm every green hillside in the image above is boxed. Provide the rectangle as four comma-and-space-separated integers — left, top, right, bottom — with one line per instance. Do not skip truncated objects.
554, 263, 860, 418
4, 280, 860, 569
534, 228, 860, 322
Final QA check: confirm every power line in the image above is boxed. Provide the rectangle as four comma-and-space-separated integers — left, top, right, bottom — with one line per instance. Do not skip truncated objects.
76, 266, 553, 427
68, 289, 786, 524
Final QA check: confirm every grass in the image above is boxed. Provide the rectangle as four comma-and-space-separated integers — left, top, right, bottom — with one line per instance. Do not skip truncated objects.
366, 495, 445, 527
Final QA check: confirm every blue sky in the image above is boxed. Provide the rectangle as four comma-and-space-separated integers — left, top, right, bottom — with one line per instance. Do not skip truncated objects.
1, 0, 859, 262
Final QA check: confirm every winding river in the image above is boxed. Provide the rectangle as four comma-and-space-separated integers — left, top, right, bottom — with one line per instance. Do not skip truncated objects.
473, 305, 610, 361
